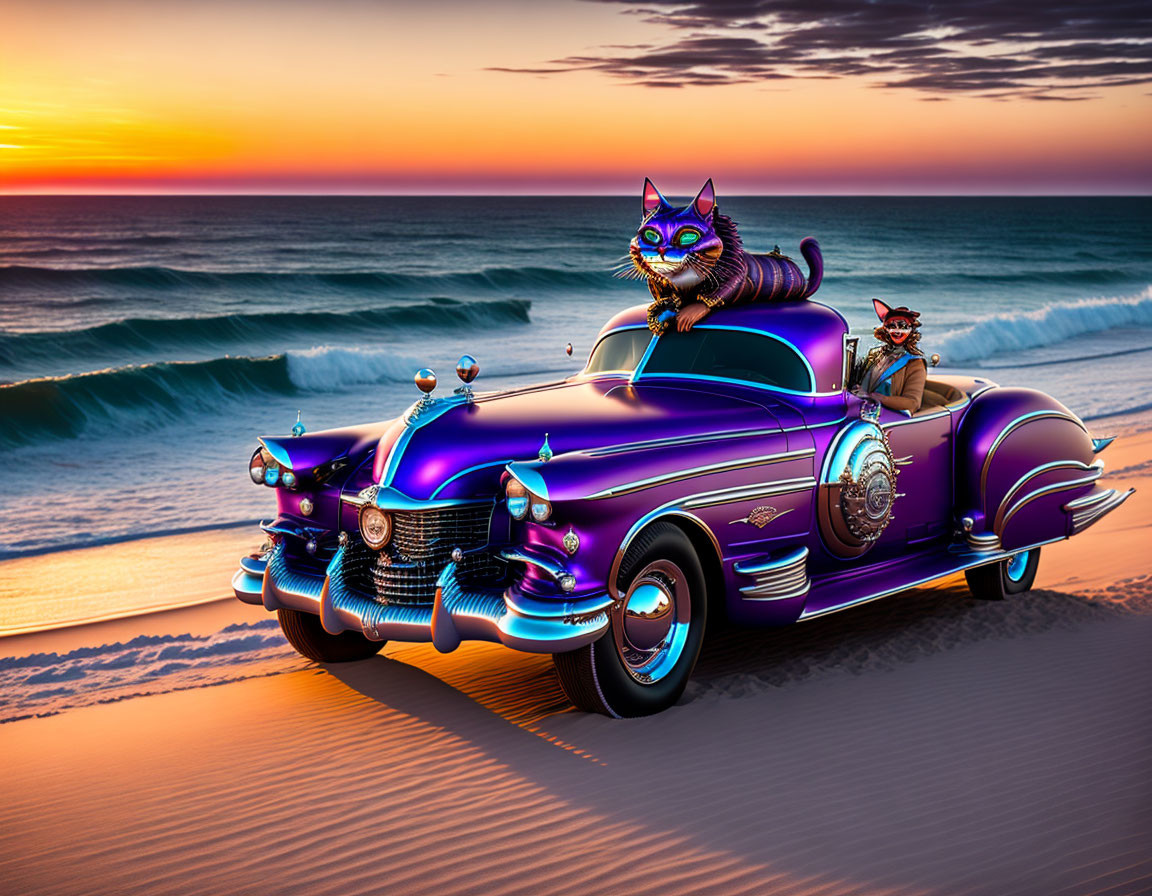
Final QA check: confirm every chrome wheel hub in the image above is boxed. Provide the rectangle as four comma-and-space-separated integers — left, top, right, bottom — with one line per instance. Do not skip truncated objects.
1006, 550, 1031, 583
612, 559, 690, 684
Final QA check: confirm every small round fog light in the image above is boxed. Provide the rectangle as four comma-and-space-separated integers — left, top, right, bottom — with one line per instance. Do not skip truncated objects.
559, 574, 576, 593
451, 547, 464, 563
281, 470, 297, 489
305, 538, 318, 555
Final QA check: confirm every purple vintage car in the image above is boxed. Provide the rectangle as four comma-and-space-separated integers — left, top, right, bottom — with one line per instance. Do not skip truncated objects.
232, 300, 1133, 716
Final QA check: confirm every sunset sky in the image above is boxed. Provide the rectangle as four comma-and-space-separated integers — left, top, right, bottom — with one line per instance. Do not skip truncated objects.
2, 0, 1150, 194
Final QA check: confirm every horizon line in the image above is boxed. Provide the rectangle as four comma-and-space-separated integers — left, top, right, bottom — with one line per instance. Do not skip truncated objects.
2, 191, 1150, 198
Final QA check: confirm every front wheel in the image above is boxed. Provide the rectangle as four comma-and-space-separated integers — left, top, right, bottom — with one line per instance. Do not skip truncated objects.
277, 608, 386, 662
553, 522, 707, 717
965, 548, 1041, 601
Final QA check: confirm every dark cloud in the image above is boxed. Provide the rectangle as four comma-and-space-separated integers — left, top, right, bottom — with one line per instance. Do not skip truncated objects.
490, 1, 1152, 97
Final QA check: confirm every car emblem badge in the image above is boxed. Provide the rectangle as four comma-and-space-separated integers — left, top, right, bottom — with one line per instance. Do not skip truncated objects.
563, 527, 580, 555
730, 505, 792, 528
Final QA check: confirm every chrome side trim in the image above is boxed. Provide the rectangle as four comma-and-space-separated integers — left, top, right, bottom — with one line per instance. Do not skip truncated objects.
979, 410, 1088, 517
584, 448, 815, 500
966, 531, 1002, 552
497, 546, 570, 584
681, 477, 817, 510
993, 459, 1102, 533
734, 546, 809, 576
883, 409, 950, 428
998, 466, 1104, 533
734, 547, 810, 601
800, 535, 1069, 621
582, 426, 784, 457
1065, 487, 1134, 533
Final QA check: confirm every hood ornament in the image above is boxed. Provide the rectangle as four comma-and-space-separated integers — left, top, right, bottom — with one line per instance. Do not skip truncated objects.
454, 354, 479, 402
405, 368, 438, 424
538, 432, 554, 463
292, 410, 306, 437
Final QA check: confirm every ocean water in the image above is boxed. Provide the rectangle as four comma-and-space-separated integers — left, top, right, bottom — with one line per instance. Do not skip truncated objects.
1, 195, 1150, 558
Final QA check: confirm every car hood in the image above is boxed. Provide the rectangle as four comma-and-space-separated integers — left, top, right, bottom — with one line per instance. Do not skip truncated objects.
379, 377, 799, 501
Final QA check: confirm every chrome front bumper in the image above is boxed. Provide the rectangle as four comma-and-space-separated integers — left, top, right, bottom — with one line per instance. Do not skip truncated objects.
232, 542, 612, 654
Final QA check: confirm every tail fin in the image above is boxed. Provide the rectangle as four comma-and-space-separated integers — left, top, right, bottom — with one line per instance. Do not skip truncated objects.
800, 237, 823, 298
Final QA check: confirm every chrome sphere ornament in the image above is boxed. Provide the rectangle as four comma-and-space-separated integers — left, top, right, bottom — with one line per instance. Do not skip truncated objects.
298, 496, 314, 516
450, 547, 464, 563
454, 355, 479, 402
292, 410, 306, 438
305, 538, 318, 555
455, 355, 479, 384
415, 368, 437, 395
930, 353, 941, 368
563, 527, 580, 555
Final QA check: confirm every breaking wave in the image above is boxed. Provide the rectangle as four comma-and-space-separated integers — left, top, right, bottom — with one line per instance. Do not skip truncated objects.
933, 288, 1152, 364
0, 344, 569, 449
0, 298, 530, 368
0, 263, 609, 293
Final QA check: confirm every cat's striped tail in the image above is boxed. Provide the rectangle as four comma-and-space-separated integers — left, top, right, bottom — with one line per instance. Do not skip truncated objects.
800, 237, 823, 298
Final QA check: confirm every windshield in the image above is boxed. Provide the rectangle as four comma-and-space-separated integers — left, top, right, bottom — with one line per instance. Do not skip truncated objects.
585, 328, 652, 374
641, 328, 813, 392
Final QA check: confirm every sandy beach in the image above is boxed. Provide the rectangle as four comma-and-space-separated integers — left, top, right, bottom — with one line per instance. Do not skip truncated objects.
2, 420, 1149, 896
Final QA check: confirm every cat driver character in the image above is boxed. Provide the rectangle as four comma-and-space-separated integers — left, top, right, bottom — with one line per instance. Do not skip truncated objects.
851, 299, 928, 414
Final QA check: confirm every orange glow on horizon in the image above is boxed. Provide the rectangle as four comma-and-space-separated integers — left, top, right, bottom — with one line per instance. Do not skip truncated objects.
1, 1, 1149, 194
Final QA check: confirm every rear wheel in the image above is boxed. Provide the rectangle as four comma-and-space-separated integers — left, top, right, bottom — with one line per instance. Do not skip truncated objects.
965, 548, 1040, 601
553, 522, 707, 717
277, 608, 386, 662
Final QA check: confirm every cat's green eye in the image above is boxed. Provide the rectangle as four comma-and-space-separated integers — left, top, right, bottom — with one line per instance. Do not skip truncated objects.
641, 228, 661, 245
676, 229, 701, 247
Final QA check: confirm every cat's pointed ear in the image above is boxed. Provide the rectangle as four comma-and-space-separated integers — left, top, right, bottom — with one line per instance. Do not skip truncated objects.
873, 298, 892, 321
642, 178, 669, 216
692, 178, 716, 218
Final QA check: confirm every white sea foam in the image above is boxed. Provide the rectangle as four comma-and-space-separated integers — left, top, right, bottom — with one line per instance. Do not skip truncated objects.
285, 344, 575, 391
934, 287, 1152, 364
285, 346, 422, 390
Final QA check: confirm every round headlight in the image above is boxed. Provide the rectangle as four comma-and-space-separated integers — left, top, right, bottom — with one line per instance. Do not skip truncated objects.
249, 449, 266, 484
281, 470, 297, 489
531, 500, 552, 522
359, 505, 392, 549
506, 479, 529, 520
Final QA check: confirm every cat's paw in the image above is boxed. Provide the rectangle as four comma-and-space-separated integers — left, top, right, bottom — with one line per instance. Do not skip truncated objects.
676, 302, 711, 331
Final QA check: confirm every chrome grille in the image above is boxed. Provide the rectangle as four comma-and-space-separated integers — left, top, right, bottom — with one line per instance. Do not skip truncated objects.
346, 504, 502, 606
